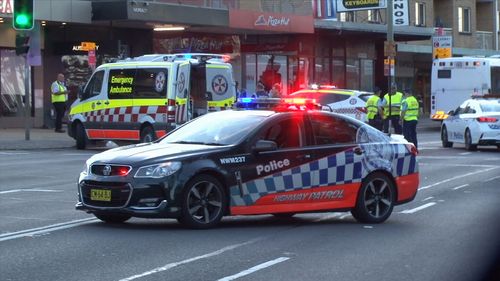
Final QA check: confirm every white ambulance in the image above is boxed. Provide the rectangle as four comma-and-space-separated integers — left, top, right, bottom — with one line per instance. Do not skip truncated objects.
68, 53, 237, 149
431, 56, 500, 121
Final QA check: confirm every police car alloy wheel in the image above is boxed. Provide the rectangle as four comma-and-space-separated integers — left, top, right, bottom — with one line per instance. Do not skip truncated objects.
464, 129, 477, 151
94, 212, 131, 223
351, 172, 395, 224
179, 175, 226, 229
441, 126, 453, 148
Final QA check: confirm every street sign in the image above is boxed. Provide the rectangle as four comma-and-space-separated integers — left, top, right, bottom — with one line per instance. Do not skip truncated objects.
432, 36, 452, 59
384, 58, 395, 76
81, 42, 96, 51
88, 50, 96, 69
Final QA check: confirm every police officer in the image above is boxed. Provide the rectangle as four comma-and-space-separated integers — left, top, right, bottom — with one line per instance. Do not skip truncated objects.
51, 73, 68, 133
381, 83, 403, 134
365, 86, 383, 130
400, 89, 419, 149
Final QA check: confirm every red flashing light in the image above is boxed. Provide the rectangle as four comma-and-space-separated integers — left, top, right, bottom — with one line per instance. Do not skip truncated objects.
356, 107, 367, 113
477, 117, 498, 123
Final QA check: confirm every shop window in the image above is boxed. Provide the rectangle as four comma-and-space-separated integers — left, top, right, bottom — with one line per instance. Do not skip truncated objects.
134, 68, 168, 99
314, 57, 330, 85
458, 7, 471, 33
108, 69, 136, 100
368, 10, 380, 23
360, 59, 374, 91
1, 50, 28, 117
332, 58, 345, 89
346, 58, 360, 89
340, 12, 356, 22
415, 2, 426, 26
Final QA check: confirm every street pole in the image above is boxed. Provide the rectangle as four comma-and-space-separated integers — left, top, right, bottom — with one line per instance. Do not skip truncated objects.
387, 0, 394, 133
24, 53, 31, 140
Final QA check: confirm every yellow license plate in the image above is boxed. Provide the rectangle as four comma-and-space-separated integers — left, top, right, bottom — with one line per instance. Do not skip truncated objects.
90, 189, 111, 201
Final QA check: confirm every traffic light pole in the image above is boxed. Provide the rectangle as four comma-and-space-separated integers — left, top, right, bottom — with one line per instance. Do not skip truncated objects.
24, 56, 30, 140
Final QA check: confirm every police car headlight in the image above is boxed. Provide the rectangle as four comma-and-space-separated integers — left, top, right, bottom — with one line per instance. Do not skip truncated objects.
134, 162, 181, 178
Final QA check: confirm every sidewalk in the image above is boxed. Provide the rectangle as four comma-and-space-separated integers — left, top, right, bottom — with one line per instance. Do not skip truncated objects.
0, 116, 440, 151
0, 126, 75, 150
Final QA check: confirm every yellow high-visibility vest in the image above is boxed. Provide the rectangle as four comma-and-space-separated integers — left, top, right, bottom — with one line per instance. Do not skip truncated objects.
383, 91, 403, 117
51, 81, 67, 103
366, 95, 380, 120
402, 96, 419, 121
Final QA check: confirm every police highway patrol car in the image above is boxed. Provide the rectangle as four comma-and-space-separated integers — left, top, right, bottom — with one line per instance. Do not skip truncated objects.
77, 98, 419, 228
68, 53, 236, 149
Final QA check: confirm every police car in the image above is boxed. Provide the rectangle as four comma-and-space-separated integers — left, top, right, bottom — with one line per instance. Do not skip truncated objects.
289, 85, 372, 122
441, 96, 500, 150
76, 98, 419, 229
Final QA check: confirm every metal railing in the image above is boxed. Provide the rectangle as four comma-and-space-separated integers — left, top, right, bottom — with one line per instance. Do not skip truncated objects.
475, 31, 493, 50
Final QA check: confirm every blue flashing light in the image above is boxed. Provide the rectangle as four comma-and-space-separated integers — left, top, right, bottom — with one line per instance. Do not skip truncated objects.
240, 98, 254, 103
184, 54, 192, 59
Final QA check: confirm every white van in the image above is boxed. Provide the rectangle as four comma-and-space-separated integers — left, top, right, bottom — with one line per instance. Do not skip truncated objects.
431, 57, 500, 120
68, 53, 236, 149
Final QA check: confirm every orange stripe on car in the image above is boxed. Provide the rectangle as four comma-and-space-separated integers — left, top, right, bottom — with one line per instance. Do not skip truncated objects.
396, 173, 419, 202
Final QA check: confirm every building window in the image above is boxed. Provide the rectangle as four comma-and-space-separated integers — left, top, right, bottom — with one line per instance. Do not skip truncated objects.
458, 7, 471, 33
340, 12, 356, 22
368, 9, 380, 23
415, 2, 426, 26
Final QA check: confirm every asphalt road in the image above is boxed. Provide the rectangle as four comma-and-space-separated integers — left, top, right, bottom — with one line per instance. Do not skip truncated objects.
1, 129, 499, 281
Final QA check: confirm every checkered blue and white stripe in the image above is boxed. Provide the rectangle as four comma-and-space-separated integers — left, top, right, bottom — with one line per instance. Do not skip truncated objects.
230, 144, 418, 207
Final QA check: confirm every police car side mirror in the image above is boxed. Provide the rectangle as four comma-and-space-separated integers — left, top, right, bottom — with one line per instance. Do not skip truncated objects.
448, 110, 455, 116
253, 140, 277, 153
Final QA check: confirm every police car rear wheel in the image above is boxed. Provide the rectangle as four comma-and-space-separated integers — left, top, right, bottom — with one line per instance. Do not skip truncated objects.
351, 172, 395, 224
140, 126, 156, 143
179, 175, 226, 229
464, 129, 477, 151
441, 126, 453, 148
75, 123, 87, 150
94, 212, 131, 223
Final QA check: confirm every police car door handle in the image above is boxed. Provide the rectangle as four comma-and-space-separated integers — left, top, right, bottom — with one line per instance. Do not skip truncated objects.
297, 154, 311, 160
354, 147, 364, 155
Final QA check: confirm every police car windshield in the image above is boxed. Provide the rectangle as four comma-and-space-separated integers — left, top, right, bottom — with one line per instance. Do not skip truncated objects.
161, 111, 269, 145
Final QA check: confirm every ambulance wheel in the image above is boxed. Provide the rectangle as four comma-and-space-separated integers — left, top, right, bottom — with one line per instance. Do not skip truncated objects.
140, 126, 156, 143
94, 212, 131, 223
464, 129, 477, 151
179, 175, 226, 229
75, 123, 87, 150
441, 126, 453, 148
351, 172, 395, 224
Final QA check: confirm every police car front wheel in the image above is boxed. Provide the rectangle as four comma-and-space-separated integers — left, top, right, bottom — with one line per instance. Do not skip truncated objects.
179, 175, 226, 229
351, 172, 395, 224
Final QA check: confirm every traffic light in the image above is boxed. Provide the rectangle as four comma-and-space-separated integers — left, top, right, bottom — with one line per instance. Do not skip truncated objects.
13, 0, 34, 30
16, 33, 30, 55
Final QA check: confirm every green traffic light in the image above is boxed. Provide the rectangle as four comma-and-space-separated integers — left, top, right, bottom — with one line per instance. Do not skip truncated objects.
15, 14, 29, 26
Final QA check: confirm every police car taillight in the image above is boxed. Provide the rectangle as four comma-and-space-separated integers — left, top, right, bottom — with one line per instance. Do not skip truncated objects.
477, 117, 497, 122
405, 143, 418, 156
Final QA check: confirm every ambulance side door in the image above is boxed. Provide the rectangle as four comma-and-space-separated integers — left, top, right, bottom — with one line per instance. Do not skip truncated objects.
175, 62, 191, 124
80, 69, 106, 139
104, 67, 136, 138
206, 64, 235, 111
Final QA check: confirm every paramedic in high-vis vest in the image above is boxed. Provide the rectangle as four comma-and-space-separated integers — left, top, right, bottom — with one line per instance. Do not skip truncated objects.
381, 83, 403, 134
365, 86, 383, 130
51, 73, 68, 133
400, 89, 420, 149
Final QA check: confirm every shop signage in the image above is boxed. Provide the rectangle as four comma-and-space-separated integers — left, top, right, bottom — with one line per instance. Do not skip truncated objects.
336, 0, 386, 12
229, 10, 313, 34
432, 36, 452, 59
72, 42, 99, 51
393, 0, 409, 26
0, 0, 13, 14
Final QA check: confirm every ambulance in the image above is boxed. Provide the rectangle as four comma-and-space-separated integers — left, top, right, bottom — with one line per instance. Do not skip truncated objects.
68, 53, 237, 149
431, 56, 500, 121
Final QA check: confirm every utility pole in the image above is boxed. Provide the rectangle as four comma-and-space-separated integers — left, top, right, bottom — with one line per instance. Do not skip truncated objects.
24, 56, 31, 140
387, 0, 394, 133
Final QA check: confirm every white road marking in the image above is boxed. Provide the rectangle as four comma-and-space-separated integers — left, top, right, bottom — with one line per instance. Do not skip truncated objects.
363, 226, 374, 229
422, 196, 434, 201
483, 175, 500, 182
418, 167, 499, 190
401, 202, 436, 214
0, 218, 98, 242
459, 152, 472, 155
119, 238, 263, 281
452, 184, 469, 190
217, 257, 290, 281
418, 163, 496, 168
0, 188, 62, 195
0, 151, 29, 155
